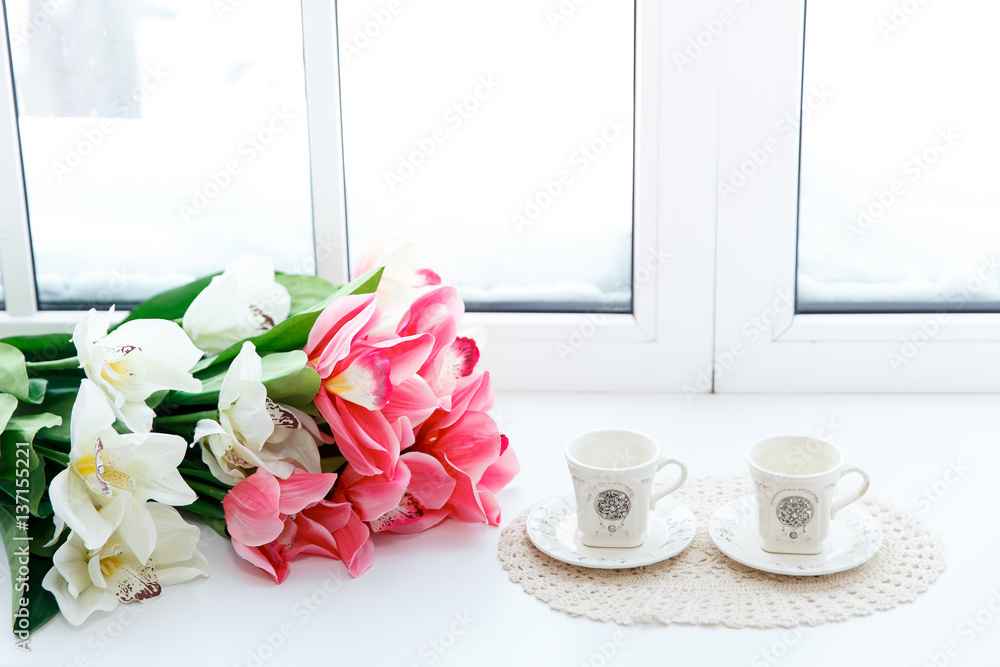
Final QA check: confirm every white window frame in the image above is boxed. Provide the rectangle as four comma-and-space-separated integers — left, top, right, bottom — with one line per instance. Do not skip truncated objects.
0, 0, 722, 393
714, 0, 1000, 393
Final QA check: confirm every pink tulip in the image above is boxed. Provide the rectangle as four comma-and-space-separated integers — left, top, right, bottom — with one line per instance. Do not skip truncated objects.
305, 294, 437, 476
224, 469, 374, 582
396, 287, 481, 401
336, 450, 457, 535
393, 371, 518, 529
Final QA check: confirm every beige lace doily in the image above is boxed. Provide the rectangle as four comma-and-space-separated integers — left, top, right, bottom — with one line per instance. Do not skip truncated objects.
498, 475, 946, 627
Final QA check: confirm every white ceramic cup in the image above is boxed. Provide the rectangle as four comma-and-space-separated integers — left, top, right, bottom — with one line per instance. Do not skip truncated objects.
747, 435, 871, 555
566, 429, 688, 548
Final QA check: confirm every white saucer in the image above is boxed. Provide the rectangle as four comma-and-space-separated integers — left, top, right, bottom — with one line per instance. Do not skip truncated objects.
708, 495, 883, 576
525, 495, 697, 569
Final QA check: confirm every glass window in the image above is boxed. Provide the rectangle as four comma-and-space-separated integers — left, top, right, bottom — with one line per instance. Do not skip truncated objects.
5, 0, 314, 308
796, 0, 1000, 313
336, 0, 635, 313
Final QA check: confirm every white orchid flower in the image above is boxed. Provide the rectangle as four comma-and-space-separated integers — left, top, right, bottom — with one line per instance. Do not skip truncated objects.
194, 342, 323, 485
182, 254, 291, 355
42, 503, 209, 627
48, 380, 197, 564
73, 307, 203, 433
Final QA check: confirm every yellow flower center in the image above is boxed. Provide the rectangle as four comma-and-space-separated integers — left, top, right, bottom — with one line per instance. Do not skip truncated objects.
100, 554, 124, 577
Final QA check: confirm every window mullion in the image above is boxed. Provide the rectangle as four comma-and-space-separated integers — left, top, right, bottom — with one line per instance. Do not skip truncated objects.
301, 0, 350, 286
0, 7, 38, 315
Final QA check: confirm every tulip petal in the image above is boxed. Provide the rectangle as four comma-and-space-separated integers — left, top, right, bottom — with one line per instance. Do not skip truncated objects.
321, 399, 400, 477
441, 458, 489, 525
381, 376, 439, 430
223, 470, 284, 547
284, 512, 341, 560
383, 509, 450, 534
424, 411, 501, 483
276, 471, 337, 516
338, 463, 410, 522
324, 348, 391, 410
368, 333, 434, 386
306, 295, 379, 377
400, 451, 456, 510
231, 539, 287, 584
478, 436, 520, 494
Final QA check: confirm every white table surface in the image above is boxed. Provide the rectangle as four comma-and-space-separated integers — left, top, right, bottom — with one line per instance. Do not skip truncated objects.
2, 392, 997, 667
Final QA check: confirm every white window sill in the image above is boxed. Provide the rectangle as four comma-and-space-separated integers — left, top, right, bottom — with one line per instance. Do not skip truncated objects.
2, 391, 988, 665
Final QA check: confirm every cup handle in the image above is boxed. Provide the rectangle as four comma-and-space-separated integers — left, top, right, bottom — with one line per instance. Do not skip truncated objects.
649, 458, 688, 509
830, 465, 870, 520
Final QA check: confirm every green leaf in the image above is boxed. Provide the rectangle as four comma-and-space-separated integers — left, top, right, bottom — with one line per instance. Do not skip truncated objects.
0, 395, 17, 434
320, 456, 347, 474
264, 364, 321, 409
275, 273, 338, 315
33, 393, 75, 444
0, 426, 49, 516
117, 272, 219, 326
174, 350, 319, 410
0, 413, 60, 517
0, 427, 46, 479
0, 344, 30, 402
198, 267, 383, 371
26, 379, 46, 405
0, 462, 50, 517
0, 334, 75, 364
0, 505, 60, 634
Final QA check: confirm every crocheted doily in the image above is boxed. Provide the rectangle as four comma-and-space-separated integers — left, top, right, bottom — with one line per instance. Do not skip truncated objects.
498, 475, 946, 627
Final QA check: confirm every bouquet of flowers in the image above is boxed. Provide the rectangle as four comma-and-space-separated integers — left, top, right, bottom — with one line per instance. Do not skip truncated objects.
0, 251, 517, 635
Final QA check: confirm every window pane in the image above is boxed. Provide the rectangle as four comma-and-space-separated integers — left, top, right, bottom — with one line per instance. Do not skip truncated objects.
796, 0, 1000, 313
337, 0, 635, 313
5, 0, 314, 308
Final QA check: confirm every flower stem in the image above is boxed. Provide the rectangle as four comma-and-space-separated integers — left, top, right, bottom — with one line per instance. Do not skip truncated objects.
25, 357, 80, 371
32, 444, 69, 466
154, 410, 218, 425
186, 480, 228, 503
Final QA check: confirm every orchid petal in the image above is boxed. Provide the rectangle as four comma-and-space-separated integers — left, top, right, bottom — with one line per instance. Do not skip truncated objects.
117, 496, 158, 565
49, 470, 121, 551
183, 255, 291, 355
70, 380, 117, 459
42, 565, 120, 627
124, 433, 197, 505
100, 319, 203, 397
